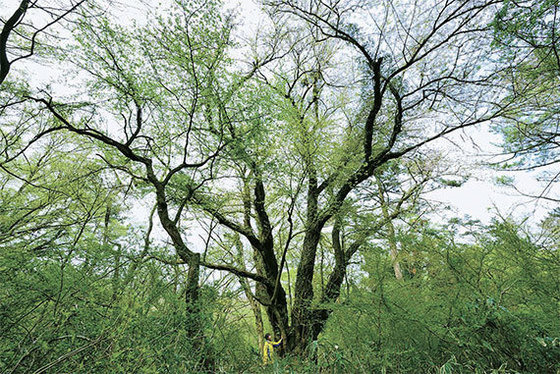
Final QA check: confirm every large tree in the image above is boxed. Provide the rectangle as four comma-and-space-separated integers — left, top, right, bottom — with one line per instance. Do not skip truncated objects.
11, 0, 513, 357
184, 0, 511, 354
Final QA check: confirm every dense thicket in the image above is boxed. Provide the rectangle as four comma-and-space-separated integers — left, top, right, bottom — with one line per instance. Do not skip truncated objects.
2, 216, 559, 373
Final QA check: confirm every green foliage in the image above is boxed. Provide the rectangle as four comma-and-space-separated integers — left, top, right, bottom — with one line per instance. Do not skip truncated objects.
491, 0, 560, 175
317, 219, 560, 373
2, 0, 560, 373
0, 238, 217, 373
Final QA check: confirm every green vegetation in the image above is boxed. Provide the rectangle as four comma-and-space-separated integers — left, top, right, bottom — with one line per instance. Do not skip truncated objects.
1, 0, 559, 372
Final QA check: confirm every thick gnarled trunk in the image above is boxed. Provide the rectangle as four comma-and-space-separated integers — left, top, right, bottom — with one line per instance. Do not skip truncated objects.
290, 226, 322, 354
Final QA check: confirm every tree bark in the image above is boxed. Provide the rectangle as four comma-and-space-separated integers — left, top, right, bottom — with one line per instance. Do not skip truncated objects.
0, 0, 29, 84
291, 223, 322, 354
248, 170, 291, 343
311, 216, 365, 341
376, 177, 404, 280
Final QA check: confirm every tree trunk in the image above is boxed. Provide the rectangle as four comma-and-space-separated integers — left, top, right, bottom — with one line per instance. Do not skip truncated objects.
291, 225, 322, 355
0, 0, 29, 85
387, 222, 403, 281
151, 181, 209, 366
185, 253, 200, 313
252, 243, 290, 346
311, 216, 364, 342
103, 202, 122, 302
252, 174, 291, 345
376, 176, 404, 280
